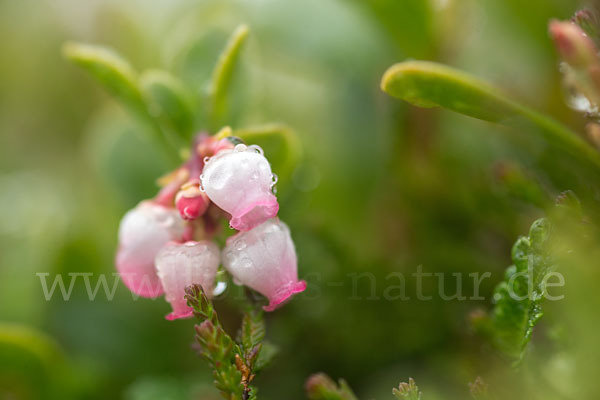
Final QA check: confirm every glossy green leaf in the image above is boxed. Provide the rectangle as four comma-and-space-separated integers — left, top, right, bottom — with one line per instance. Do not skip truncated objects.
234, 123, 302, 178
207, 24, 249, 128
381, 61, 600, 170
140, 69, 196, 143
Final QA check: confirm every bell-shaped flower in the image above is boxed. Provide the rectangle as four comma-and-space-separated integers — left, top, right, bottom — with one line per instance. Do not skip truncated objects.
155, 241, 220, 320
175, 179, 210, 220
222, 218, 306, 311
116, 201, 185, 298
201, 144, 279, 231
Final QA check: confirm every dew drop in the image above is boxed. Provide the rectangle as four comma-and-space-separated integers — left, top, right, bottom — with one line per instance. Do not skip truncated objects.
234, 144, 247, 152
235, 240, 247, 251
203, 156, 211, 164
248, 145, 264, 155
212, 281, 228, 297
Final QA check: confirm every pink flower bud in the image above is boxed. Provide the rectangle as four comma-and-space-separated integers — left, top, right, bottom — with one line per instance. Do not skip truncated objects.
116, 201, 185, 297
175, 180, 210, 220
155, 241, 220, 320
201, 144, 279, 231
549, 20, 599, 68
222, 218, 306, 311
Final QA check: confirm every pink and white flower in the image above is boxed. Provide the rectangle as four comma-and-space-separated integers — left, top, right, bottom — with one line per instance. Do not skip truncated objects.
116, 201, 185, 298
155, 241, 220, 320
222, 218, 306, 311
201, 144, 279, 231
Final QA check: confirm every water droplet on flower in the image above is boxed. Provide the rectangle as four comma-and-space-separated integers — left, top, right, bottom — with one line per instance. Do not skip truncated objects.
212, 281, 228, 297
235, 240, 247, 251
240, 257, 253, 269
203, 156, 211, 164
248, 145, 264, 155
234, 144, 247, 152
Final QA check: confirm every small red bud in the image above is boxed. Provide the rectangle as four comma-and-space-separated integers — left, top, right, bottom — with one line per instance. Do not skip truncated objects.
175, 180, 210, 220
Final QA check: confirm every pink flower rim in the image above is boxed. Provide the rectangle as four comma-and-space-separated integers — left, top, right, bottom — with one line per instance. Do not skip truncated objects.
263, 280, 307, 312
165, 308, 194, 321
230, 197, 279, 231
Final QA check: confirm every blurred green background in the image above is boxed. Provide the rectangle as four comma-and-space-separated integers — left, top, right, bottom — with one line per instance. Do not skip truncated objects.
1, 0, 597, 399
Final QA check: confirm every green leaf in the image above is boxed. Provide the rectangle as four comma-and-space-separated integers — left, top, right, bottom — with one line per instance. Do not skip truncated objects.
381, 61, 600, 170
393, 378, 422, 400
476, 218, 555, 363
239, 309, 265, 356
253, 341, 278, 373
185, 285, 245, 399
140, 69, 196, 144
207, 24, 249, 128
62, 42, 147, 117
305, 373, 358, 400
234, 123, 302, 179
62, 42, 179, 164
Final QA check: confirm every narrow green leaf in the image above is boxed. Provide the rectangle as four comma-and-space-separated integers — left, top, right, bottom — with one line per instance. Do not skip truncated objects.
207, 24, 249, 127
381, 61, 600, 170
62, 42, 146, 116
62, 42, 179, 164
140, 69, 196, 144
234, 123, 302, 178
240, 310, 265, 356
253, 341, 278, 373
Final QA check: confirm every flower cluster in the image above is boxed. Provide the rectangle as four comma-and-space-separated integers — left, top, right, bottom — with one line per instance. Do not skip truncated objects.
115, 132, 306, 320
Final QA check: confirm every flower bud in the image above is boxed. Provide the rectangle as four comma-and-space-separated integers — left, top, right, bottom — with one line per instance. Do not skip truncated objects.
155, 241, 220, 320
549, 20, 598, 68
201, 144, 279, 231
116, 201, 185, 297
175, 179, 210, 220
222, 218, 305, 311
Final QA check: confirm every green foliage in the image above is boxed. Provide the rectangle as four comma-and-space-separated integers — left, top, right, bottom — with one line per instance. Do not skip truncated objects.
305, 373, 358, 400
474, 218, 555, 362
62, 42, 180, 164
381, 61, 600, 170
140, 69, 196, 144
208, 24, 249, 129
62, 42, 147, 120
185, 284, 270, 400
392, 378, 421, 400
